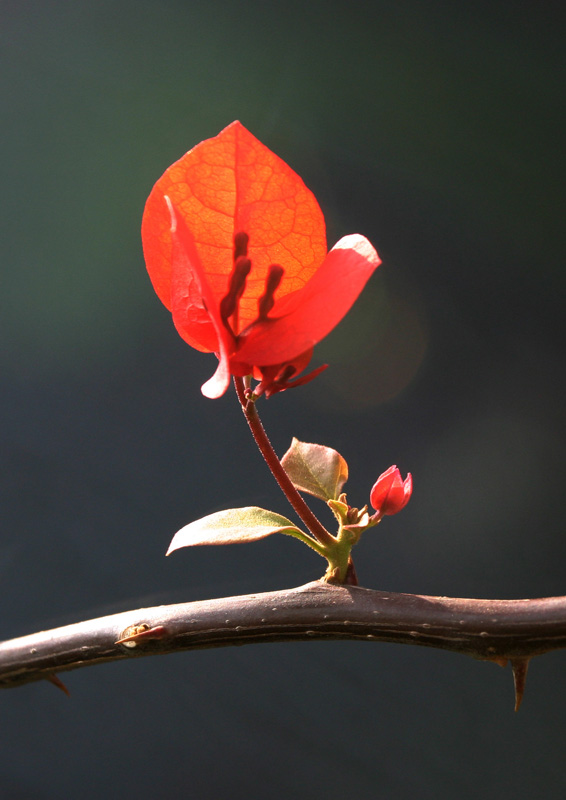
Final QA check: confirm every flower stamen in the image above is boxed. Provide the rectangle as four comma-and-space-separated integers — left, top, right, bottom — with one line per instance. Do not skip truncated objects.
257, 264, 284, 322
220, 253, 251, 333
233, 230, 249, 261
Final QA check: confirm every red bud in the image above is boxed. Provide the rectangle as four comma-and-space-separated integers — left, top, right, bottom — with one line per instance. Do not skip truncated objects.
370, 465, 412, 519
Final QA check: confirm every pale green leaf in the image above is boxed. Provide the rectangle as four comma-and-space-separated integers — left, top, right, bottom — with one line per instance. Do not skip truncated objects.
281, 437, 349, 501
166, 507, 302, 554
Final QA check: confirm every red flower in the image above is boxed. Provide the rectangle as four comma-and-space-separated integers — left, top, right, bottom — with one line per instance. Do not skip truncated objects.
141, 121, 380, 398
370, 466, 412, 519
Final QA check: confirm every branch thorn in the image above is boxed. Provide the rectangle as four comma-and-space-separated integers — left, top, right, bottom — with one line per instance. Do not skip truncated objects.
511, 657, 530, 712
46, 673, 70, 696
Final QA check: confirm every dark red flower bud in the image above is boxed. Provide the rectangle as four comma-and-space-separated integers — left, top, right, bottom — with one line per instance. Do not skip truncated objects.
370, 466, 412, 519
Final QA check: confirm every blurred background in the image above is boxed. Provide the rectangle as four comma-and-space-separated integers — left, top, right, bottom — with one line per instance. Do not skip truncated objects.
1, 1, 565, 797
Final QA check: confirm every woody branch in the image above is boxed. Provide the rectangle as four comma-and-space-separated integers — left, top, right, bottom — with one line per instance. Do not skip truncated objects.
1, 581, 566, 695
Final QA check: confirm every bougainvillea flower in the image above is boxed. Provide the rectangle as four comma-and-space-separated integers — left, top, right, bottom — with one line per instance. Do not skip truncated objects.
370, 465, 412, 520
142, 121, 380, 398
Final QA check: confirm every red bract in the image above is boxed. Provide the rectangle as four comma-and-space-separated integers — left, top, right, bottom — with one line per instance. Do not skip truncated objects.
370, 466, 412, 519
141, 121, 380, 398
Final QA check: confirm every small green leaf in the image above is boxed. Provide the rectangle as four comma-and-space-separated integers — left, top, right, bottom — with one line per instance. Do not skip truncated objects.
327, 497, 349, 524
281, 437, 349, 501
166, 507, 303, 554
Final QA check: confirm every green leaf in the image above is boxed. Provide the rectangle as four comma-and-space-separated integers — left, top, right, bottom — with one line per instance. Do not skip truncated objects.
327, 497, 349, 524
166, 507, 303, 554
281, 437, 349, 502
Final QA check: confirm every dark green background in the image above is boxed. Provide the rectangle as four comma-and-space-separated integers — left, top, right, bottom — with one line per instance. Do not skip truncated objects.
1, 1, 565, 797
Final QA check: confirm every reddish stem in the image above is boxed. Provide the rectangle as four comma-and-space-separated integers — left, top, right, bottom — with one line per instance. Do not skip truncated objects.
233, 376, 335, 549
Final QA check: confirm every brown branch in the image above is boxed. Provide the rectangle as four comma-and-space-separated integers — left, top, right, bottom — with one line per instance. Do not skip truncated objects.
1, 581, 566, 692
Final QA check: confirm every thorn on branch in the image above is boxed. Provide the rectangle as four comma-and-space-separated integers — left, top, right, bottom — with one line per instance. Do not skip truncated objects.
46, 673, 70, 696
511, 657, 530, 712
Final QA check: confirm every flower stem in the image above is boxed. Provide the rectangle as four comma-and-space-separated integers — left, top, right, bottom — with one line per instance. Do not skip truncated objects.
233, 376, 336, 549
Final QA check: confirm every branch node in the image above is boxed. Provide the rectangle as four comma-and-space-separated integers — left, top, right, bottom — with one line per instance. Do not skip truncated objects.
116, 624, 168, 648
